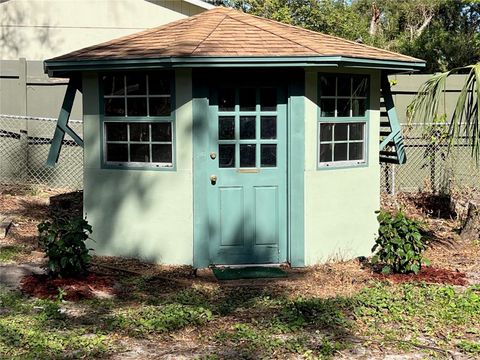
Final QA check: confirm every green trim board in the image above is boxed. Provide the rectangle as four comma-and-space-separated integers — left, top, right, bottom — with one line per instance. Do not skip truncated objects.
45, 56, 425, 78
379, 72, 407, 164
46, 78, 83, 167
193, 69, 305, 268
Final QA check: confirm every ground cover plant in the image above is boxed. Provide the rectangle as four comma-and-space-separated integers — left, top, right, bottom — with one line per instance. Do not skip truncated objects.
1, 185, 480, 359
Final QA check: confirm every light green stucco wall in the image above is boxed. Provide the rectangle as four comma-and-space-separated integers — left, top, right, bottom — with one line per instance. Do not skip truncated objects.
82, 69, 194, 264
303, 68, 380, 265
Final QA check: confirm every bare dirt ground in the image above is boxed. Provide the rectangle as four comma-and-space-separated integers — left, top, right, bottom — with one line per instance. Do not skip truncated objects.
1, 184, 479, 359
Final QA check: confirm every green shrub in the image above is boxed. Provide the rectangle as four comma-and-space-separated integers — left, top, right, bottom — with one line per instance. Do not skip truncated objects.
37, 218, 92, 278
371, 210, 429, 274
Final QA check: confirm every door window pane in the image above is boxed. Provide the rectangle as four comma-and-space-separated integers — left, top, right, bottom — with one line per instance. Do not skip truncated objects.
152, 122, 172, 142
127, 98, 147, 116
334, 143, 348, 161
239, 88, 256, 111
106, 144, 128, 162
320, 123, 333, 142
152, 144, 172, 163
218, 116, 235, 140
240, 116, 256, 139
149, 97, 171, 116
261, 116, 276, 139
219, 144, 235, 168
240, 144, 256, 167
126, 74, 147, 95
334, 123, 348, 141
130, 144, 150, 162
105, 98, 125, 116
261, 144, 276, 167
260, 88, 276, 111
105, 122, 127, 141
130, 123, 150, 142
219, 88, 235, 111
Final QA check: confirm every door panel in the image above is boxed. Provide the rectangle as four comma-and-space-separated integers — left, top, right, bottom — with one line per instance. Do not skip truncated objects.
207, 85, 287, 265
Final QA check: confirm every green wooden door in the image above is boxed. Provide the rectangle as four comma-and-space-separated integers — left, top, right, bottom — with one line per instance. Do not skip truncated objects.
206, 86, 287, 265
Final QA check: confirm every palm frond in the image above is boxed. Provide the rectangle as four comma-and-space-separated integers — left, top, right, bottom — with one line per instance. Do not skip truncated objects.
408, 63, 480, 163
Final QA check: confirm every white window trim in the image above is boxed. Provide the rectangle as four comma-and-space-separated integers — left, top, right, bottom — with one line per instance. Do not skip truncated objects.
101, 72, 175, 170
317, 73, 369, 169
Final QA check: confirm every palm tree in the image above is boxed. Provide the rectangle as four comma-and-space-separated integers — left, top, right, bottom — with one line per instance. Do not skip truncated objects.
408, 63, 480, 162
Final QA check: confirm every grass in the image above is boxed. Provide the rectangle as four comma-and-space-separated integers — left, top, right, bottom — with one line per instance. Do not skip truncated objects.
2, 279, 479, 359
0, 245, 25, 262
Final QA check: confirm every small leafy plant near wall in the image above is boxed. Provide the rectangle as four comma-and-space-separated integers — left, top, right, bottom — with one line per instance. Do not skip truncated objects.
371, 210, 429, 274
37, 218, 92, 278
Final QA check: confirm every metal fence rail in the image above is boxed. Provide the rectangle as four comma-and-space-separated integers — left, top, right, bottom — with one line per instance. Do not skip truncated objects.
0, 114, 83, 189
0, 115, 479, 193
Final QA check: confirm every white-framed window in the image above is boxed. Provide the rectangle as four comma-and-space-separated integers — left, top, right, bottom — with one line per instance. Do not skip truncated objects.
101, 72, 174, 168
318, 74, 368, 168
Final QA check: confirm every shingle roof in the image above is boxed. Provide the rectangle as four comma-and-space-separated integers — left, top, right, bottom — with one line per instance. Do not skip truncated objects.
49, 7, 423, 64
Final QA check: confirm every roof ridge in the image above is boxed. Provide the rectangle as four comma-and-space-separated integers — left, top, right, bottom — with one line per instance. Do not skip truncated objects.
226, 11, 321, 55
239, 9, 422, 62
191, 14, 228, 55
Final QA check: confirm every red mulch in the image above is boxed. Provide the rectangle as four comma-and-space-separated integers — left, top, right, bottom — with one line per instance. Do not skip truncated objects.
20, 273, 116, 301
374, 266, 468, 286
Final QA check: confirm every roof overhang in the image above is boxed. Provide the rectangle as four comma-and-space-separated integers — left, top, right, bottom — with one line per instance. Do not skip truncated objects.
44, 56, 426, 78
184, 0, 215, 9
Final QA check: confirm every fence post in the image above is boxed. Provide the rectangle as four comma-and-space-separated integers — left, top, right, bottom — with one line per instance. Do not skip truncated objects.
18, 58, 29, 182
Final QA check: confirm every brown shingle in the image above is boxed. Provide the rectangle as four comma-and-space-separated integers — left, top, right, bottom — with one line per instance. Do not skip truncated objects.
49, 7, 422, 63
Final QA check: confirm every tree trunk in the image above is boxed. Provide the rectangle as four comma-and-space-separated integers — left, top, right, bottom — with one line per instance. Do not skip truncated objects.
369, 1, 380, 36
460, 201, 480, 241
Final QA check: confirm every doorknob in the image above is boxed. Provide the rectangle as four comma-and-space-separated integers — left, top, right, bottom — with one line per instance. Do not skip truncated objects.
210, 175, 217, 185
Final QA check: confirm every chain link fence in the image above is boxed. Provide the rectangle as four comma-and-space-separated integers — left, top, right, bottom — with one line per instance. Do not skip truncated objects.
1, 115, 479, 193
381, 122, 480, 194
0, 114, 83, 189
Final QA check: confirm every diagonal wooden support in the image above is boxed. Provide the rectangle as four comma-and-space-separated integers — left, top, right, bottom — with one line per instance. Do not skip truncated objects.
380, 73, 407, 164
46, 78, 82, 167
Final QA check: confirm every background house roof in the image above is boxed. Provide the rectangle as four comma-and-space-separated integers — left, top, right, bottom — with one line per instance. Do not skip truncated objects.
49, 7, 424, 64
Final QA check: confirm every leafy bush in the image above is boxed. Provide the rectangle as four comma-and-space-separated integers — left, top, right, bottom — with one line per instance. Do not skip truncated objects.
37, 218, 92, 278
371, 210, 429, 274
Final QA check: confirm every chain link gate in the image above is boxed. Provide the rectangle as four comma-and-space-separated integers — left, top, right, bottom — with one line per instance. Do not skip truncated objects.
0, 114, 83, 189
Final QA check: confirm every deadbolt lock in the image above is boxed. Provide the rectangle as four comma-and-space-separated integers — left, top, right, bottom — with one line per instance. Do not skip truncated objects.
210, 152, 217, 160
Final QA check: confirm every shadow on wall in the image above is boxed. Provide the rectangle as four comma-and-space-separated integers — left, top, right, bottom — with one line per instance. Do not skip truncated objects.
0, 2, 61, 59
83, 85, 199, 265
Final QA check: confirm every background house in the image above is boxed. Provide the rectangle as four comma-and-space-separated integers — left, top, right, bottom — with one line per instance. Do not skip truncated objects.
0, 0, 212, 187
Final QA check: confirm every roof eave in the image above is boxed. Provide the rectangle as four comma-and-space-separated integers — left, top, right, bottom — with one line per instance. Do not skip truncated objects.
44, 56, 426, 78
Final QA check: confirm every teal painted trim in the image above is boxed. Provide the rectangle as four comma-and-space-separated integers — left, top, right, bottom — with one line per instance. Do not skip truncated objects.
46, 78, 82, 167
288, 73, 305, 268
98, 71, 177, 171
45, 56, 425, 77
192, 80, 211, 268
380, 73, 407, 164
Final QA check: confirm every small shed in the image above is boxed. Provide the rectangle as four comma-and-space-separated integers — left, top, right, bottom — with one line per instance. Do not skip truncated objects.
44, 7, 425, 267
